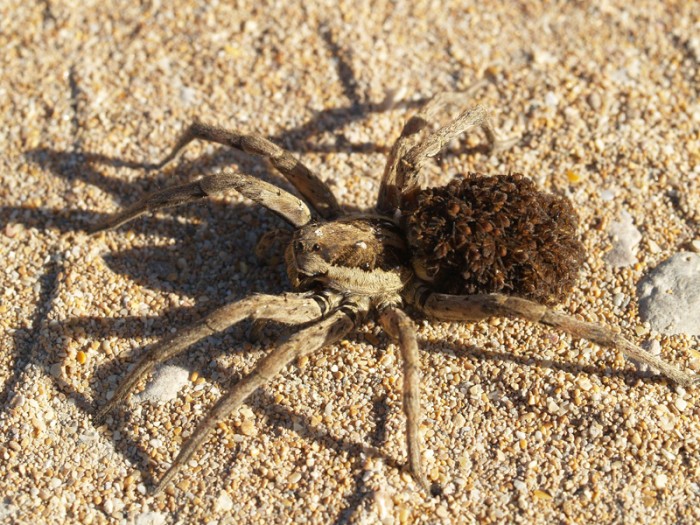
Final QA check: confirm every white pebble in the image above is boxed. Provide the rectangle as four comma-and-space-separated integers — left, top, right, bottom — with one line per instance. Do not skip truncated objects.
544, 91, 559, 107
576, 377, 593, 391
589, 423, 603, 438
638, 253, 700, 335
215, 491, 234, 512
605, 210, 641, 268
655, 473, 668, 489
135, 512, 167, 525
134, 365, 189, 403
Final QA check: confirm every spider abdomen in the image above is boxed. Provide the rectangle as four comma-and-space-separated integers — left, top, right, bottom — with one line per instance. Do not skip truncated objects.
402, 174, 585, 305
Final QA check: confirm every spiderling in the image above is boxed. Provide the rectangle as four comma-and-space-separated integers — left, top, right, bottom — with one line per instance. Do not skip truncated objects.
404, 173, 585, 305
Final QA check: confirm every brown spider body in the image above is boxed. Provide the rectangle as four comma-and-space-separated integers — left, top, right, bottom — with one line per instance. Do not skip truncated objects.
286, 217, 410, 296
89, 89, 696, 496
287, 172, 585, 309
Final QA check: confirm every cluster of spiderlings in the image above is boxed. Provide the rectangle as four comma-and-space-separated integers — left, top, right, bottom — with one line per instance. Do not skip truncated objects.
402, 173, 586, 305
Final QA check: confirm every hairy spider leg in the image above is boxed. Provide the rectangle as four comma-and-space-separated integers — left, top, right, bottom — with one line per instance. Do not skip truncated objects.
96, 292, 337, 422
411, 289, 698, 387
395, 105, 519, 203
149, 121, 341, 219
378, 304, 432, 494
91, 169, 312, 232
378, 83, 518, 213
153, 298, 368, 493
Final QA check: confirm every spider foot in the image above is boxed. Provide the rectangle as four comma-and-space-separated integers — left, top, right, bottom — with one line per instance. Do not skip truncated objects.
408, 467, 437, 497
151, 464, 178, 496
93, 399, 118, 425
490, 133, 520, 154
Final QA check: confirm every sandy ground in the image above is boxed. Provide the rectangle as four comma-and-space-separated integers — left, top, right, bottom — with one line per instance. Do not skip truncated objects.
1, 1, 699, 523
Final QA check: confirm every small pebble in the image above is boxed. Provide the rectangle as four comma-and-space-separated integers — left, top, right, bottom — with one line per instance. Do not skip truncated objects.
605, 210, 642, 268
215, 492, 234, 512
654, 474, 668, 489
238, 420, 257, 436
587, 92, 602, 110
544, 91, 559, 107
134, 365, 190, 403
288, 472, 302, 484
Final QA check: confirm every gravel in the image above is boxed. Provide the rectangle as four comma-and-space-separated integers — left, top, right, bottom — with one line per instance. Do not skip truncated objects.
1, 1, 699, 523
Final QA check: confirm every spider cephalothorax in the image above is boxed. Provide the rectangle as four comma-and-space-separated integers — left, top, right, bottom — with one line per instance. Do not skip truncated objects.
90, 89, 697, 496
285, 217, 411, 295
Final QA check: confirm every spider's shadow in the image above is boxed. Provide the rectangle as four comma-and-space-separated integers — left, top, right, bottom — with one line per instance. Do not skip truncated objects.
428, 338, 667, 388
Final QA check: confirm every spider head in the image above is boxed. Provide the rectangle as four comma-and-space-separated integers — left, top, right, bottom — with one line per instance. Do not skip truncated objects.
285, 218, 409, 292
285, 224, 331, 289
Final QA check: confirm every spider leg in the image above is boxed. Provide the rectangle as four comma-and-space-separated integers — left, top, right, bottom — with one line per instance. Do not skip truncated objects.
153, 298, 367, 494
378, 305, 431, 494
91, 168, 312, 232
150, 121, 341, 219
379, 84, 486, 212
394, 106, 518, 205
411, 290, 698, 387
377, 83, 518, 213
95, 292, 340, 422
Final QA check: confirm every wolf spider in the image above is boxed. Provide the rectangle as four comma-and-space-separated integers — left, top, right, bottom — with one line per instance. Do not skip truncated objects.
91, 88, 697, 496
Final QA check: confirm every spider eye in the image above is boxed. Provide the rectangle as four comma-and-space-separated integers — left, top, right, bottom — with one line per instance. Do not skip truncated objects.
295, 241, 304, 251
312, 243, 321, 252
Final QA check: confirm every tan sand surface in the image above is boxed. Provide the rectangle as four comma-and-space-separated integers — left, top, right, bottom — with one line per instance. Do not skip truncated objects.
1, 1, 699, 523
